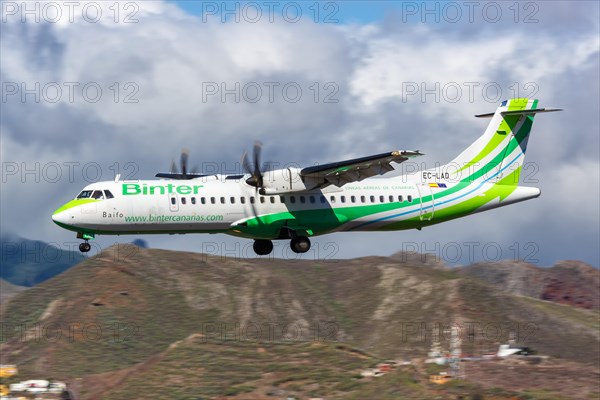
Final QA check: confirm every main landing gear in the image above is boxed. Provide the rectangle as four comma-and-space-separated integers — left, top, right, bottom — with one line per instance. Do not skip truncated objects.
252, 236, 311, 256
253, 239, 273, 256
290, 236, 311, 254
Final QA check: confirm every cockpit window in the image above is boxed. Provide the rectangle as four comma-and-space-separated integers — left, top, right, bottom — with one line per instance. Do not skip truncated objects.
92, 190, 105, 200
104, 190, 115, 199
77, 190, 93, 199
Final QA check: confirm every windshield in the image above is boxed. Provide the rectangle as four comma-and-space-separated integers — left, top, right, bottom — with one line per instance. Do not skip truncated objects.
77, 190, 93, 199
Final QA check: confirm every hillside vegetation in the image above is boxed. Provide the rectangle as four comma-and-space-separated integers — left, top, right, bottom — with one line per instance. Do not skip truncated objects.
1, 245, 598, 399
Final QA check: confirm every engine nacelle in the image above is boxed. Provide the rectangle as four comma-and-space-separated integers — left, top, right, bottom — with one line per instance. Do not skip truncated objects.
260, 167, 320, 194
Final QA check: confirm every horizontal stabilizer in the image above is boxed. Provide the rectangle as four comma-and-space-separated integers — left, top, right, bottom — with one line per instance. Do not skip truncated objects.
475, 108, 563, 118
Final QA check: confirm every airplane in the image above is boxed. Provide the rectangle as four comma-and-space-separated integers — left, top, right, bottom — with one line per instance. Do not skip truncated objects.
52, 98, 561, 255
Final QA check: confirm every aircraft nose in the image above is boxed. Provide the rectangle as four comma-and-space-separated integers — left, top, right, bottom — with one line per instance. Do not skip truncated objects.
52, 200, 81, 227
52, 210, 69, 226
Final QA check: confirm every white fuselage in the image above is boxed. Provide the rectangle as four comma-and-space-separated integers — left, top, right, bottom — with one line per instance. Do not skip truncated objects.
52, 173, 540, 239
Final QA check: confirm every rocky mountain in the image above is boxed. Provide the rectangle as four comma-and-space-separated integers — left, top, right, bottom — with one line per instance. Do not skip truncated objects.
458, 260, 600, 309
0, 245, 598, 399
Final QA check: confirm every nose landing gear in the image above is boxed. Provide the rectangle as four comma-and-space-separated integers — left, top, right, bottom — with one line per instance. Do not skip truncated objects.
76, 232, 95, 253
79, 242, 91, 253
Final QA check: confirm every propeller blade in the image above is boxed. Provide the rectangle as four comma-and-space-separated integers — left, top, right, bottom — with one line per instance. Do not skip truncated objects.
170, 159, 178, 174
252, 141, 263, 187
242, 141, 265, 188
242, 151, 256, 186
181, 148, 189, 176
241, 151, 252, 176
252, 141, 262, 176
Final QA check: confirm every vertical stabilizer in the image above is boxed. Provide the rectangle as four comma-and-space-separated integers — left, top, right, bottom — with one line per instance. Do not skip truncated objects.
447, 98, 560, 186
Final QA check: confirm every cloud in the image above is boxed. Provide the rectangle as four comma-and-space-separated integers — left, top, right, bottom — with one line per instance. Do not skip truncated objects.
1, 0, 598, 266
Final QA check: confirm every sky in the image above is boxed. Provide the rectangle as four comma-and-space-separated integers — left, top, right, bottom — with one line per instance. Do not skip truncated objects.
1, 1, 599, 267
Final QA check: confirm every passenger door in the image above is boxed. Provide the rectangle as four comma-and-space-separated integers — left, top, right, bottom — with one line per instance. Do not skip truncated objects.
417, 184, 434, 221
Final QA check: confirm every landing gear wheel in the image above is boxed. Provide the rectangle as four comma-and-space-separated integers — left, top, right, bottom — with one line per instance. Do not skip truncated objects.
253, 239, 273, 256
79, 242, 91, 253
290, 236, 311, 253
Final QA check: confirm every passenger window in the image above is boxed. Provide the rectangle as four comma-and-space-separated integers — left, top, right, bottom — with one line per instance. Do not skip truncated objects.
77, 190, 93, 199
270, 196, 275, 204
104, 190, 114, 199
171, 197, 176, 205
211, 197, 216, 204
241, 197, 246, 204
250, 196, 255, 204
379, 195, 384, 203
280, 196, 286, 204
360, 196, 366, 203
290, 196, 296, 204
260, 197, 265, 204
320, 195, 326, 203
309, 196, 315, 204
201, 197, 206, 205
330, 196, 336, 203
191, 197, 196, 205
341, 196, 346, 203
300, 196, 306, 204
399, 195, 403, 202
92, 190, 104, 200
370, 195, 375, 203
220, 197, 225, 204
230, 197, 235, 204
408, 195, 413, 203
181, 197, 187, 205
351, 196, 356, 203
389, 195, 394, 202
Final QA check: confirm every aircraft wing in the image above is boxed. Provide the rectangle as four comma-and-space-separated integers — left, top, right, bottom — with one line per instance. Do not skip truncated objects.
155, 172, 209, 180
300, 150, 423, 187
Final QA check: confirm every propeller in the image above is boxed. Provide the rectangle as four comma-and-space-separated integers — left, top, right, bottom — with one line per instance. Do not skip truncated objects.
240, 141, 268, 226
168, 149, 199, 178
242, 141, 264, 189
